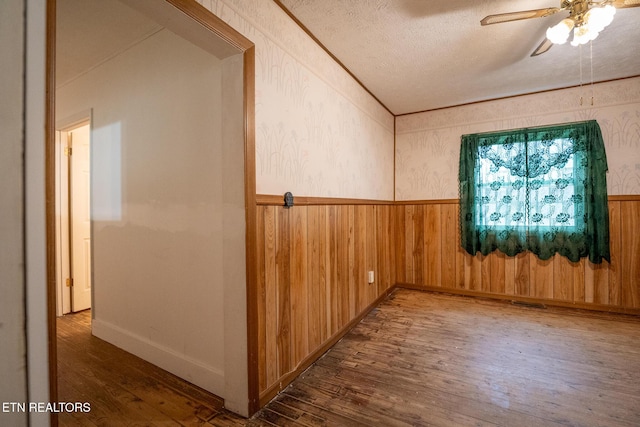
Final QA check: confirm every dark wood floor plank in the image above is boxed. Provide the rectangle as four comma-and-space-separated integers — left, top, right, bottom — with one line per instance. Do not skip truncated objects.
206, 413, 250, 426
57, 353, 180, 426
259, 401, 326, 427
57, 311, 240, 426
294, 365, 502, 427
331, 324, 640, 400
281, 381, 412, 427
263, 394, 368, 427
58, 350, 217, 425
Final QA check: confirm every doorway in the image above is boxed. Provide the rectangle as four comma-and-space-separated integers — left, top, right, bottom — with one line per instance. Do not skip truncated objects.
55, 119, 92, 315
47, 0, 259, 419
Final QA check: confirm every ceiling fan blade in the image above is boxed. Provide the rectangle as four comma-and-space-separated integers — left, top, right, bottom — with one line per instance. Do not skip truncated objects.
531, 38, 554, 57
607, 0, 640, 8
480, 8, 561, 25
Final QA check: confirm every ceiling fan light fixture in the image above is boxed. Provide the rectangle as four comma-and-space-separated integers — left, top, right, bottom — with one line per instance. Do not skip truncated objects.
584, 4, 616, 33
546, 18, 575, 44
570, 23, 598, 46
482, 0, 639, 56
553, 4, 616, 47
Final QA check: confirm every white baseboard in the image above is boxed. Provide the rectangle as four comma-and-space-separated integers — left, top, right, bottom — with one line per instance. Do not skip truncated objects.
92, 318, 225, 398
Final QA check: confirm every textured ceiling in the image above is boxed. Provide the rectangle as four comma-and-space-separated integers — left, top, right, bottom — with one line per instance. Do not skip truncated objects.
277, 0, 640, 115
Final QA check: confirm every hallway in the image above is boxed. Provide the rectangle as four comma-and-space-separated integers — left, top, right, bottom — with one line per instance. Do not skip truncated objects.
57, 311, 246, 425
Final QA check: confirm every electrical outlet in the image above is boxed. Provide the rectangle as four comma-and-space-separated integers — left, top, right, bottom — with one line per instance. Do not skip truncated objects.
368, 271, 374, 284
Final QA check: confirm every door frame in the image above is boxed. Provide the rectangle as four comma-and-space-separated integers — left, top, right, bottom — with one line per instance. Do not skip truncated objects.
55, 114, 91, 316
44, 1, 259, 423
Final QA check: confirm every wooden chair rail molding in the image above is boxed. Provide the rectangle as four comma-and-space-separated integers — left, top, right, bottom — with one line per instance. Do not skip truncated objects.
256, 194, 394, 206
609, 195, 640, 201
256, 194, 640, 206
253, 195, 640, 399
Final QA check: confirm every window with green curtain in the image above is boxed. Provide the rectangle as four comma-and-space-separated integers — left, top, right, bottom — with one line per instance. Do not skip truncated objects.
459, 120, 610, 264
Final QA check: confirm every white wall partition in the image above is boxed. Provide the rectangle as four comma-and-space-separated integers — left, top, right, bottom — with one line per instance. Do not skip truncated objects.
56, 25, 248, 413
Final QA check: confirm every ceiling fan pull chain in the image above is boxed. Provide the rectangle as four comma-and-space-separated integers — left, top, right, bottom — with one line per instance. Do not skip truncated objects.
579, 44, 583, 106
590, 40, 594, 106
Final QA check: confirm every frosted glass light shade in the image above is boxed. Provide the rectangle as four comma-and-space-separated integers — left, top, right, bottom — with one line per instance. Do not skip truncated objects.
546, 18, 575, 44
585, 5, 616, 33
547, 5, 616, 47
571, 24, 598, 46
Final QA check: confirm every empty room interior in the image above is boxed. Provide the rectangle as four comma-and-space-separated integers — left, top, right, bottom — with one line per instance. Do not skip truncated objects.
2, 0, 640, 426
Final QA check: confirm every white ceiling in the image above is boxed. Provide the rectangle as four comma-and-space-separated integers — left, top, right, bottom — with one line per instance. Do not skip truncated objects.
277, 0, 640, 115
57, 0, 640, 115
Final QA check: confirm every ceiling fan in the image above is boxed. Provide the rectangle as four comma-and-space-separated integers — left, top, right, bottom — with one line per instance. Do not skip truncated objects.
480, 0, 640, 57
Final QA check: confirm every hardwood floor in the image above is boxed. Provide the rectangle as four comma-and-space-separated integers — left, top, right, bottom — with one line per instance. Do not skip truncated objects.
58, 289, 640, 426
252, 289, 640, 426
56, 310, 246, 426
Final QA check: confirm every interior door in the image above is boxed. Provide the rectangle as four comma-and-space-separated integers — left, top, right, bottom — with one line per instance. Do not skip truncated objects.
70, 124, 92, 312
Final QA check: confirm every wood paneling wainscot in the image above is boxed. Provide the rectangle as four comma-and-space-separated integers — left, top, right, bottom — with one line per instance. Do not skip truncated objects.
255, 197, 396, 404
395, 197, 640, 313
255, 195, 640, 406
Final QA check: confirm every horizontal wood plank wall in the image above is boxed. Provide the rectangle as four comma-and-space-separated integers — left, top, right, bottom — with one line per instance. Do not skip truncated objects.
396, 199, 640, 313
255, 203, 396, 403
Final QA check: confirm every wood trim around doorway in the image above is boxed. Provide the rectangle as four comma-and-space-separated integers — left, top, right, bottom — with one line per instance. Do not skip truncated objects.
243, 45, 259, 415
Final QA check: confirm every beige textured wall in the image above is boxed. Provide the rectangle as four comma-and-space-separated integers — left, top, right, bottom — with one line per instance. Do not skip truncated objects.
396, 77, 640, 200
197, 0, 395, 200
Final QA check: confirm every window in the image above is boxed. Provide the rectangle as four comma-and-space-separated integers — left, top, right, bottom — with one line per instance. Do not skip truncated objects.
459, 120, 610, 263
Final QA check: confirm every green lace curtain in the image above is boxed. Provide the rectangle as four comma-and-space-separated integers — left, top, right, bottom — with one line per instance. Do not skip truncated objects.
459, 120, 610, 264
